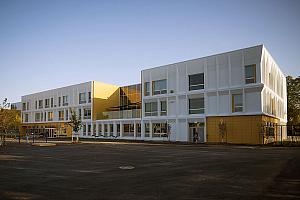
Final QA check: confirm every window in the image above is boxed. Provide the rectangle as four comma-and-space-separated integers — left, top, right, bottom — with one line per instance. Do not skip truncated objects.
84, 108, 91, 119
38, 100, 43, 109
145, 102, 158, 116
65, 109, 69, 120
153, 79, 167, 95
144, 82, 150, 96
88, 92, 91, 103
98, 124, 102, 133
58, 97, 61, 107
245, 64, 256, 84
232, 94, 243, 112
45, 99, 50, 108
160, 101, 167, 116
110, 124, 113, 133
78, 108, 82, 118
51, 98, 54, 107
79, 93, 86, 104
88, 125, 91, 136
35, 101, 37, 109
83, 125, 86, 136
152, 123, 168, 137
48, 112, 53, 121
35, 113, 41, 122
189, 73, 204, 91
26, 102, 30, 110
145, 123, 150, 137
104, 124, 108, 132
189, 98, 205, 114
63, 96, 68, 106
24, 114, 29, 122
22, 103, 26, 111
41, 112, 43, 121
59, 110, 64, 120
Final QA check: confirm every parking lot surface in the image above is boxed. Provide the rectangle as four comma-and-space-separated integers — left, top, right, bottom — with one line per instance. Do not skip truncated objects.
0, 142, 299, 200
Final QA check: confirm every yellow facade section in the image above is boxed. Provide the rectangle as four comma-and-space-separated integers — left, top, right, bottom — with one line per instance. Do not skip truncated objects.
206, 115, 279, 144
92, 81, 120, 120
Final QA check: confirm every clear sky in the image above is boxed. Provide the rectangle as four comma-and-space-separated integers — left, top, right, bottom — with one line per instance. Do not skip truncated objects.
0, 0, 299, 103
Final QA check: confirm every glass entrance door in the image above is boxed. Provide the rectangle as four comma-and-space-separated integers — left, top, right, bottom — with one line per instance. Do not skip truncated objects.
189, 123, 205, 143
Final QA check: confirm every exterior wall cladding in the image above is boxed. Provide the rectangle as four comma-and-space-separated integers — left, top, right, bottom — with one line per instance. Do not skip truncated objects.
21, 45, 287, 144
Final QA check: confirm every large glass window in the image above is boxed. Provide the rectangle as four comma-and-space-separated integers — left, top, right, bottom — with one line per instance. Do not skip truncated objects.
145, 102, 158, 116
84, 108, 91, 119
153, 79, 167, 95
152, 123, 168, 137
160, 101, 167, 116
245, 64, 256, 84
24, 114, 29, 122
88, 92, 91, 103
189, 98, 205, 114
45, 99, 50, 108
51, 98, 54, 108
59, 110, 64, 120
79, 93, 86, 104
48, 112, 53, 121
145, 123, 150, 137
232, 94, 243, 112
189, 73, 204, 91
35, 113, 41, 122
63, 95, 68, 106
144, 82, 150, 96
38, 100, 43, 109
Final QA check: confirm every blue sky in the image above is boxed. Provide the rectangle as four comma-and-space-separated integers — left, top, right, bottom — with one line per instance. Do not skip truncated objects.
0, 0, 299, 103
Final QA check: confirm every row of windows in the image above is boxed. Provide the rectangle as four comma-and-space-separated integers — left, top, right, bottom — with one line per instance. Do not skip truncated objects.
144, 94, 244, 116
23, 108, 91, 122
82, 123, 168, 138
22, 92, 92, 111
143, 64, 256, 96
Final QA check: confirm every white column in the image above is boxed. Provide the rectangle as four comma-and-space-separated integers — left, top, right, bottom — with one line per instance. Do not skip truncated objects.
134, 121, 137, 139
120, 122, 123, 138
96, 122, 99, 137
141, 120, 145, 140
113, 121, 117, 137
101, 123, 105, 137
149, 121, 153, 138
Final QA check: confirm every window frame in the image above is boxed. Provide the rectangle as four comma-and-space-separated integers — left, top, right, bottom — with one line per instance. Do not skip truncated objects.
189, 98, 205, 114
189, 73, 204, 91
245, 64, 256, 84
232, 94, 243, 113
152, 79, 167, 95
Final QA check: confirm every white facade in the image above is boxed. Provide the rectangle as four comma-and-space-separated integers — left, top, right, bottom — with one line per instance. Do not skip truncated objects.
20, 45, 287, 143
141, 45, 287, 142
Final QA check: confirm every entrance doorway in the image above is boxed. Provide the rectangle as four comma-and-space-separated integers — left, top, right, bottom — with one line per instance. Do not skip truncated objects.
189, 123, 205, 143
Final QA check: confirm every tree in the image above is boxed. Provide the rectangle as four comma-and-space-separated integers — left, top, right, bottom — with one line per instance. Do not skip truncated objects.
287, 76, 300, 125
0, 99, 21, 146
218, 119, 227, 143
66, 109, 82, 143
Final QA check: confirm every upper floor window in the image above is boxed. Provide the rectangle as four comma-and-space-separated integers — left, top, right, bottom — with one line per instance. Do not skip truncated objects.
63, 95, 68, 106
65, 109, 69, 120
232, 94, 243, 112
22, 103, 26, 111
51, 98, 54, 107
245, 64, 256, 84
189, 98, 205, 114
144, 82, 150, 96
38, 100, 43, 109
160, 101, 167, 116
24, 114, 29, 122
48, 112, 53, 121
58, 97, 61, 107
59, 110, 64, 120
79, 93, 86, 104
84, 108, 91, 119
88, 92, 91, 103
35, 113, 41, 122
153, 79, 167, 95
45, 99, 50, 108
145, 102, 158, 116
189, 73, 204, 91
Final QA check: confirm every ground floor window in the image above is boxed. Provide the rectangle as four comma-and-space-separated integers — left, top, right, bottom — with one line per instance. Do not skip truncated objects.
123, 124, 134, 137
145, 123, 150, 137
152, 123, 168, 137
